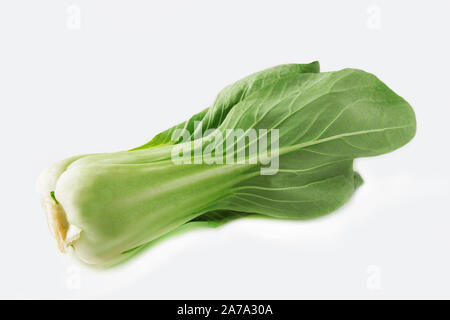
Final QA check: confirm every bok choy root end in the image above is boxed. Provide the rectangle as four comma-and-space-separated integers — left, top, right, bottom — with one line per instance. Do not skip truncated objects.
37, 62, 416, 266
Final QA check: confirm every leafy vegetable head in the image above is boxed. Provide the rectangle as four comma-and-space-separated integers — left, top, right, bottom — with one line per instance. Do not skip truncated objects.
37, 62, 415, 266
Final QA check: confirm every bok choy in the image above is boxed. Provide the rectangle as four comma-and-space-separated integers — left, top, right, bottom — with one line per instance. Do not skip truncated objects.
37, 62, 416, 266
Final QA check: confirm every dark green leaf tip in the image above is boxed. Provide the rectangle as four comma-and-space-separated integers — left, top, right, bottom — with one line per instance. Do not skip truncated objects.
50, 191, 59, 204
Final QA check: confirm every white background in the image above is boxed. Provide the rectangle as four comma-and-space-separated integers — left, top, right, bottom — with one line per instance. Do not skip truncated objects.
1, 0, 449, 299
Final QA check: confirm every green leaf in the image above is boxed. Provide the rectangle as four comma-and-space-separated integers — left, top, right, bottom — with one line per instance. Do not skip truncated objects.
133, 61, 320, 150
212, 68, 415, 218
